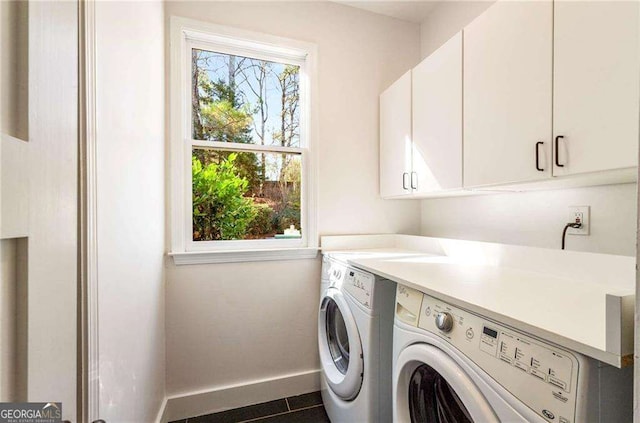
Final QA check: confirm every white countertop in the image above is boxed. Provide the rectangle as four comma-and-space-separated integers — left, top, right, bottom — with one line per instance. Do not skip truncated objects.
322, 235, 635, 368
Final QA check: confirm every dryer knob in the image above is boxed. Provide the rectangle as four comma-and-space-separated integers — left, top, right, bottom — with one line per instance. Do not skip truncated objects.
435, 312, 454, 332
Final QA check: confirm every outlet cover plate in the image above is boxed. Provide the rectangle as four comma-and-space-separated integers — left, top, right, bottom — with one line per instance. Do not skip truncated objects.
568, 206, 590, 235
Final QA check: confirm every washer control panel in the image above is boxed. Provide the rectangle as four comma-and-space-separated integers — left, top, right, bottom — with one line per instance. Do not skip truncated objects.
416, 292, 579, 423
480, 326, 573, 393
343, 267, 374, 309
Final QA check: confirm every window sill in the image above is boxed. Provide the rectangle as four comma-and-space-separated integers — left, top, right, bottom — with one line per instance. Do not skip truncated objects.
168, 247, 319, 265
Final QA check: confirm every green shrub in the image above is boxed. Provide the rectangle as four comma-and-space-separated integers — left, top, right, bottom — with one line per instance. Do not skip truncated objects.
247, 203, 275, 237
272, 206, 301, 233
192, 154, 257, 241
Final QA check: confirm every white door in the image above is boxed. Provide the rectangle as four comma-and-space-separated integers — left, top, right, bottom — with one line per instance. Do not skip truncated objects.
380, 70, 412, 198
394, 344, 499, 423
318, 288, 364, 400
412, 31, 462, 193
553, 1, 639, 176
463, 0, 553, 188
0, 1, 79, 420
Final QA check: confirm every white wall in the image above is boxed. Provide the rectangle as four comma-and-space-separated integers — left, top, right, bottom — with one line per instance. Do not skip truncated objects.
420, 0, 494, 59
95, 1, 166, 422
166, 259, 321, 392
422, 185, 637, 256
164, 0, 421, 411
419, 1, 637, 257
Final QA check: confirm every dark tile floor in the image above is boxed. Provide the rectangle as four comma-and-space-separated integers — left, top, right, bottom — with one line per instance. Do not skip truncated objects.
170, 391, 330, 423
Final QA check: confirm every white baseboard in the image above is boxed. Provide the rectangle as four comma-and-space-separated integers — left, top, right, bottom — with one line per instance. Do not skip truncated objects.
156, 396, 169, 423
160, 369, 321, 422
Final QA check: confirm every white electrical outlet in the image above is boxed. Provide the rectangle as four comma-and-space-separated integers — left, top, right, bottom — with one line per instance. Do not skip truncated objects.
568, 206, 590, 235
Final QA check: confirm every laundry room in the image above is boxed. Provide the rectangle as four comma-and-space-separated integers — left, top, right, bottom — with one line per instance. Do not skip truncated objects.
0, 1, 638, 423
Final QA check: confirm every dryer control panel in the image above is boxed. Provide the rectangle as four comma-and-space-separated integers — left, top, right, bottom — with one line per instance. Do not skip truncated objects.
343, 267, 374, 309
417, 293, 579, 423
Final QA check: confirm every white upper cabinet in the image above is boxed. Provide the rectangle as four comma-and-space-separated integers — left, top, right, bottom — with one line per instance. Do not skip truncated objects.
380, 70, 412, 198
553, 1, 639, 176
380, 0, 639, 199
463, 1, 553, 188
412, 32, 463, 193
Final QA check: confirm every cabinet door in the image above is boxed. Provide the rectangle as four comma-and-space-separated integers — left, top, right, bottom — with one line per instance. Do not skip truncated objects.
553, 1, 639, 176
463, 0, 553, 188
412, 32, 462, 193
380, 71, 412, 198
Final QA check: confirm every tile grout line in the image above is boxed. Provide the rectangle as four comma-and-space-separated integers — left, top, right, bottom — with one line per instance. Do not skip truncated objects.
285, 398, 291, 412
236, 404, 324, 423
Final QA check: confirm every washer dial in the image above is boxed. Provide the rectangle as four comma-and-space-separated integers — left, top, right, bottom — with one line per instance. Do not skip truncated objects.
435, 312, 454, 332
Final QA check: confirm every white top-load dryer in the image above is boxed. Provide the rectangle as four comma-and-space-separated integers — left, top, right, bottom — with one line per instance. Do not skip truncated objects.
319, 255, 396, 422
393, 284, 632, 423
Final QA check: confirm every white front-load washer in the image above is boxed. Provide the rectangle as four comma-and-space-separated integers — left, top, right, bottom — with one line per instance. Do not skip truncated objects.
319, 255, 396, 422
393, 284, 633, 423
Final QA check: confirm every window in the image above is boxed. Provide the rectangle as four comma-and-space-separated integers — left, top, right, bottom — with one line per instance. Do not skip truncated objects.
170, 18, 318, 263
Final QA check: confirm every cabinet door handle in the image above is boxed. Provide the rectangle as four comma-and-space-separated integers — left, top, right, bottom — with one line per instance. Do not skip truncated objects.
410, 172, 418, 190
535, 141, 544, 171
402, 172, 409, 190
555, 135, 565, 167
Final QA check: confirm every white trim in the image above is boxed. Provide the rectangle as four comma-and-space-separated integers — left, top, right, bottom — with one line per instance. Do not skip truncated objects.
191, 139, 303, 155
169, 17, 319, 258
81, 0, 100, 421
187, 37, 306, 68
155, 396, 169, 423
169, 246, 318, 265
187, 237, 304, 252
170, 16, 186, 253
172, 17, 311, 58
162, 369, 321, 422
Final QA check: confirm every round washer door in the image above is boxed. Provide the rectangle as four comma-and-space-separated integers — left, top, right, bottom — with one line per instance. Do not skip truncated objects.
394, 343, 499, 423
318, 288, 364, 400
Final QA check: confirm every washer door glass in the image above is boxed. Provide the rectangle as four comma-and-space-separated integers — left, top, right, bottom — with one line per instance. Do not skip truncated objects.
409, 364, 474, 423
325, 298, 350, 374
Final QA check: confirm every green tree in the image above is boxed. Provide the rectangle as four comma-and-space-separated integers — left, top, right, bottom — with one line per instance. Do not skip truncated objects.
199, 79, 253, 142
192, 51, 262, 193
192, 154, 257, 241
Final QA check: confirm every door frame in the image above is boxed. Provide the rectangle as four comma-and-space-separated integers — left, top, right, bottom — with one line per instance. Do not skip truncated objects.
78, 0, 99, 421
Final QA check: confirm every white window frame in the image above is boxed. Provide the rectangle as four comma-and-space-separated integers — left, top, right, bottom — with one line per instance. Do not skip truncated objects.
169, 17, 318, 264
